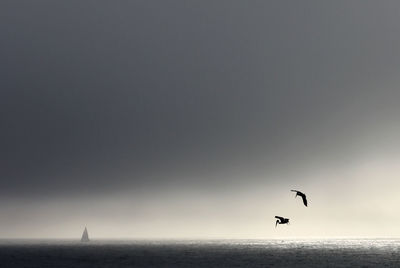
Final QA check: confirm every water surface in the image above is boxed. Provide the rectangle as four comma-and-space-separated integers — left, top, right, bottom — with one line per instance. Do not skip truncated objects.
1, 239, 399, 267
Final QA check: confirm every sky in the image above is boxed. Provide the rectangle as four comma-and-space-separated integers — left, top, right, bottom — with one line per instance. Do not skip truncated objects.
2, 1, 400, 239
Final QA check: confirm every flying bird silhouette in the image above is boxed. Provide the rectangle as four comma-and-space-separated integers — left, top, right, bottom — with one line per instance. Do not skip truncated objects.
275, 216, 290, 227
291, 190, 308, 207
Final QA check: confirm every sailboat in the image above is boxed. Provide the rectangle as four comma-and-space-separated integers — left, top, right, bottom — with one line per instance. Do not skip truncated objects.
81, 227, 90, 242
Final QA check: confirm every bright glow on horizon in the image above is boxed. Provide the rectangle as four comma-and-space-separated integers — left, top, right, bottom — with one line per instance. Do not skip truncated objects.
2, 155, 400, 239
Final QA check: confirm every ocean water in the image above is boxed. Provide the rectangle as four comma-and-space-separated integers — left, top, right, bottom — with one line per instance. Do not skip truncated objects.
1, 239, 400, 267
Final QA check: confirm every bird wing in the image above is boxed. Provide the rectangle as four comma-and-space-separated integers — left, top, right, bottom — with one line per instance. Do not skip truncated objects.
301, 195, 308, 207
275, 216, 284, 221
290, 190, 299, 193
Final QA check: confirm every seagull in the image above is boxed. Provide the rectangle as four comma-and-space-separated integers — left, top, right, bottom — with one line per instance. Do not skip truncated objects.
291, 190, 308, 207
275, 216, 290, 227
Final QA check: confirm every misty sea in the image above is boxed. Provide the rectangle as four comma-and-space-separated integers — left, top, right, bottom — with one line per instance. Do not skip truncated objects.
1, 239, 399, 267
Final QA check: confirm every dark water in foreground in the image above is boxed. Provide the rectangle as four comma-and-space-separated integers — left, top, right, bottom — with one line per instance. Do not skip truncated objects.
1, 239, 400, 267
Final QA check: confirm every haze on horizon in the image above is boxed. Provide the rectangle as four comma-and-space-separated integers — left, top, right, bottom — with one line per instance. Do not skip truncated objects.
2, 1, 400, 239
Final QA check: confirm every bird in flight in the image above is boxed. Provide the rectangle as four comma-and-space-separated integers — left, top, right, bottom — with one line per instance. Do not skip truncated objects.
275, 216, 290, 227
291, 190, 308, 207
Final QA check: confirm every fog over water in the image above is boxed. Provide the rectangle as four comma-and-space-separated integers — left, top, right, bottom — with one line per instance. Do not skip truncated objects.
1, 1, 400, 238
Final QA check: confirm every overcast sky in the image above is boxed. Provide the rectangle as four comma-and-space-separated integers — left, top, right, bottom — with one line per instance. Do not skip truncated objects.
2, 1, 400, 239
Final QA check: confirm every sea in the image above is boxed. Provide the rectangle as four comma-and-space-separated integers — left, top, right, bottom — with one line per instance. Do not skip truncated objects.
1, 239, 400, 267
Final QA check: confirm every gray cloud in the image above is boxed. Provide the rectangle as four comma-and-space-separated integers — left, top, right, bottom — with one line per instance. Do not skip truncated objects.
1, 0, 400, 202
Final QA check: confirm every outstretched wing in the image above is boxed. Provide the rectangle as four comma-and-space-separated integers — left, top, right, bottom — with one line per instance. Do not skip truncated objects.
290, 190, 299, 193
301, 195, 308, 207
275, 216, 284, 221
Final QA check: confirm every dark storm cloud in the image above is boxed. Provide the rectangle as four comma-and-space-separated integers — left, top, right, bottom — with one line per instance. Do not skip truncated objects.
1, 1, 400, 197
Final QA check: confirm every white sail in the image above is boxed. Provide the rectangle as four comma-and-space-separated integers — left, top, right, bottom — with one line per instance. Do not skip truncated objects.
81, 227, 89, 242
